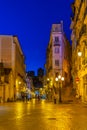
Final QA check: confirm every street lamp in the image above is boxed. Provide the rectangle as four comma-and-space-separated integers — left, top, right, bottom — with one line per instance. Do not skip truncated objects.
58, 75, 64, 103
78, 50, 82, 70
54, 77, 59, 104
47, 78, 49, 82
58, 75, 61, 79
55, 77, 58, 93
46, 78, 50, 100
78, 51, 82, 57
76, 50, 82, 98
61, 77, 64, 81
55, 77, 58, 82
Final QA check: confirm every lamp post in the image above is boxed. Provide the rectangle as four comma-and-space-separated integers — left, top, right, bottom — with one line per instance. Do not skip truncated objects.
76, 50, 82, 98
78, 51, 82, 57
46, 78, 50, 100
54, 77, 58, 104
77, 50, 82, 70
58, 75, 64, 103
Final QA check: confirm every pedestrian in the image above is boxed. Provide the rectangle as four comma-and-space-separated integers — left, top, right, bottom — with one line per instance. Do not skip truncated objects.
37, 95, 40, 101
21, 92, 25, 102
25, 93, 28, 102
54, 93, 57, 104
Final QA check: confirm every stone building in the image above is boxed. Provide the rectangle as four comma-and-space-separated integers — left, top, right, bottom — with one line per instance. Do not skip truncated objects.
71, 0, 87, 102
0, 35, 26, 102
45, 21, 71, 100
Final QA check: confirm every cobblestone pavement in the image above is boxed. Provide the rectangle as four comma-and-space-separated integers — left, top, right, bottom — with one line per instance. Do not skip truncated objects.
0, 99, 87, 130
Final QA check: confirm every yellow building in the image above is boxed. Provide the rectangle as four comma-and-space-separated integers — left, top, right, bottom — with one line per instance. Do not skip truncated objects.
0, 35, 26, 102
45, 21, 71, 101
71, 0, 87, 102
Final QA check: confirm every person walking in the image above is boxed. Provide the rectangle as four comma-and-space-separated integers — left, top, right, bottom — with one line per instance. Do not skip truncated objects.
54, 93, 57, 104
37, 94, 40, 101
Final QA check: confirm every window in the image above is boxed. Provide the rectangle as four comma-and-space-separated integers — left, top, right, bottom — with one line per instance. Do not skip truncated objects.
55, 37, 59, 43
55, 48, 59, 53
55, 60, 59, 66
55, 27, 58, 32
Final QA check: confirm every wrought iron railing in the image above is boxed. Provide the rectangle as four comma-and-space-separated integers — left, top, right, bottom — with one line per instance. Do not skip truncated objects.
82, 57, 87, 65
79, 24, 87, 38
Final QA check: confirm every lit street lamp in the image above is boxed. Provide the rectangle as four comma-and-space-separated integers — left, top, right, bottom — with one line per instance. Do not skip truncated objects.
75, 50, 82, 98
58, 75, 64, 103
77, 50, 82, 70
46, 78, 50, 100
55, 77, 58, 82
78, 51, 82, 57
54, 77, 58, 104
55, 75, 64, 103
47, 78, 50, 82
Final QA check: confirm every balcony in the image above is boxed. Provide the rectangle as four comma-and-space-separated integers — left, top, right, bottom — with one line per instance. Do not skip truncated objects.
54, 42, 60, 46
71, 2, 75, 14
76, 0, 83, 22
79, 24, 87, 38
82, 57, 87, 65
48, 66, 52, 73
84, 7, 87, 21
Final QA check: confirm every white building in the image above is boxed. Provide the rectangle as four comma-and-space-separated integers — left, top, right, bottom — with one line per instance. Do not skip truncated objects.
45, 21, 71, 87
45, 21, 71, 101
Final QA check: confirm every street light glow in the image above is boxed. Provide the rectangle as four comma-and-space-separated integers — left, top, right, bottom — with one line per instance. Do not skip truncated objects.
61, 77, 64, 81
58, 75, 61, 79
47, 78, 49, 81
55, 77, 58, 81
78, 51, 82, 57
19, 81, 21, 84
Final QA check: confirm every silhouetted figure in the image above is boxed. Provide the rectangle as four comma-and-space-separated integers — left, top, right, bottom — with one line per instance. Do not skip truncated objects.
37, 95, 40, 101
54, 94, 57, 104
21, 92, 25, 102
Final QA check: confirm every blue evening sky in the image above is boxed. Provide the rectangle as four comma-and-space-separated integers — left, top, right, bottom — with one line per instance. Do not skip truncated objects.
0, 0, 74, 75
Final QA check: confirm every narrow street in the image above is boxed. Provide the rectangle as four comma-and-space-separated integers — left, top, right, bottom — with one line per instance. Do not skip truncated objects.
0, 99, 87, 130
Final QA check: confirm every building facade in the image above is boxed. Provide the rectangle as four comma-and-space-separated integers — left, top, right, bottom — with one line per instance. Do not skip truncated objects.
71, 0, 87, 102
0, 35, 26, 102
45, 21, 71, 100
37, 68, 44, 77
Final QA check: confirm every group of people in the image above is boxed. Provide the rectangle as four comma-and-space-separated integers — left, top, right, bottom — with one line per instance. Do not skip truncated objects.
35, 94, 41, 101
21, 92, 41, 102
21, 92, 31, 102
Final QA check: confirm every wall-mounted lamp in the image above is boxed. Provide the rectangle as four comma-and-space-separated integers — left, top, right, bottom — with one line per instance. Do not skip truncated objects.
47, 78, 49, 81
78, 51, 82, 57
19, 81, 21, 85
